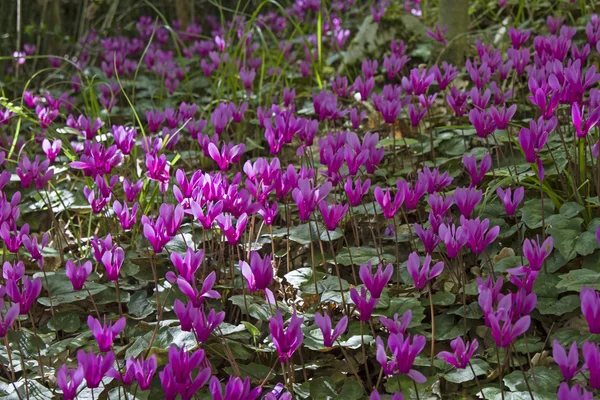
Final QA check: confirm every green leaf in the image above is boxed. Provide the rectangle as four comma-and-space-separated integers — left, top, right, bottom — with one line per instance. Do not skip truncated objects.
503, 366, 561, 393
444, 358, 488, 384
309, 377, 338, 400
521, 199, 555, 229
421, 291, 456, 306
478, 388, 556, 400
559, 202, 584, 218
575, 231, 599, 256
536, 295, 580, 315
546, 218, 583, 261
241, 321, 260, 337
557, 269, 600, 292
336, 247, 395, 266
37, 272, 107, 306
48, 312, 80, 333
128, 291, 155, 319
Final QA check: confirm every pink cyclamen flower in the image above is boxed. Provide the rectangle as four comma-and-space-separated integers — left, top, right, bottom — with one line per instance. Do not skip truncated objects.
87, 315, 126, 352
160, 346, 211, 400
375, 333, 426, 382
42, 139, 62, 162
57, 365, 84, 400
406, 252, 444, 290
557, 383, 593, 400
553, 340, 584, 381
454, 186, 482, 218
426, 25, 448, 45
101, 246, 124, 282
109, 355, 157, 390
350, 287, 378, 321
208, 142, 245, 171
414, 224, 440, 254
583, 342, 600, 389
460, 216, 500, 255
438, 337, 478, 369
6, 276, 42, 315
523, 236, 553, 271
370, 390, 404, 400
380, 310, 412, 335
359, 262, 393, 299
374, 186, 404, 218
269, 311, 304, 363
318, 200, 348, 231
176, 271, 221, 307
314, 313, 348, 347
240, 252, 273, 292
438, 223, 467, 259
209, 376, 262, 400
581, 286, 600, 334
496, 186, 524, 216
65, 260, 92, 291
0, 298, 19, 338
77, 349, 115, 389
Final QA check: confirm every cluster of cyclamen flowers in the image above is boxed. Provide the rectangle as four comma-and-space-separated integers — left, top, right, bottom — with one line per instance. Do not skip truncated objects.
4, 0, 600, 397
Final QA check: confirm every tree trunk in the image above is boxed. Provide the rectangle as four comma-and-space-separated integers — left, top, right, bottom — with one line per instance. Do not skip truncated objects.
437, 0, 469, 66
176, 0, 194, 29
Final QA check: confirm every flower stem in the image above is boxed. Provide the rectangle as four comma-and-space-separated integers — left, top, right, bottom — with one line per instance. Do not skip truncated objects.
428, 283, 435, 376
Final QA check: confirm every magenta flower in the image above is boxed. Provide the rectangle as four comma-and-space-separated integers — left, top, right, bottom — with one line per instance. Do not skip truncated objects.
192, 305, 226, 343
376, 333, 426, 382
572, 102, 600, 138
460, 216, 500, 255
482, 294, 531, 348
87, 315, 126, 352
215, 213, 248, 245
176, 271, 221, 307
370, 390, 404, 400
57, 365, 84, 400
292, 178, 332, 221
314, 313, 348, 347
414, 224, 440, 254
77, 349, 115, 389
380, 310, 412, 335
269, 311, 304, 362
553, 340, 584, 380
418, 166, 453, 194
113, 201, 138, 230
509, 27, 531, 49
318, 200, 348, 231
17, 155, 54, 189
0, 298, 19, 338
67, 115, 104, 140
208, 142, 245, 171
557, 383, 593, 400
426, 24, 448, 45
112, 125, 137, 154
240, 252, 273, 292
407, 252, 444, 290
209, 376, 262, 400
65, 260, 92, 291
523, 236, 553, 271
167, 247, 204, 284
190, 199, 223, 229
438, 337, 478, 369
454, 186, 482, 218
581, 286, 600, 333
42, 138, 62, 162
583, 342, 600, 389
145, 153, 171, 193
469, 108, 496, 138
101, 247, 124, 282
6, 276, 42, 315
160, 346, 211, 400
374, 186, 404, 218
22, 232, 49, 269
123, 178, 143, 202
350, 287, 378, 321
496, 186, 524, 216
403, 181, 427, 210
110, 355, 157, 390
344, 177, 370, 207
359, 262, 393, 299
489, 104, 517, 130
438, 223, 467, 259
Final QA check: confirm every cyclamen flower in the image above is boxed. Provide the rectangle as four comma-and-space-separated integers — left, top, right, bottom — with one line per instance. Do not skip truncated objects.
374, 186, 404, 218
376, 333, 426, 382
582, 342, 600, 389
418, 166, 453, 194
113, 201, 138, 230
344, 177, 370, 207
359, 262, 393, 299
109, 355, 157, 390
42, 138, 62, 162
497, 187, 524, 216
414, 224, 440, 254
523, 236, 553, 271
65, 260, 92, 291
6, 276, 42, 315
426, 24, 448, 45
292, 179, 332, 221
462, 154, 491, 187
438, 337, 478, 369
557, 383, 593, 400
553, 340, 584, 380
314, 313, 348, 347
438, 224, 467, 259
407, 252, 444, 290
370, 390, 404, 400
208, 142, 245, 171
57, 365, 84, 400
0, 298, 19, 338
77, 349, 115, 389
581, 287, 600, 334
350, 287, 378, 321
454, 187, 482, 218
160, 346, 211, 400
145, 153, 171, 193
101, 247, 124, 282
192, 306, 226, 343
269, 311, 304, 362
318, 200, 348, 231
166, 247, 204, 284
460, 216, 499, 255
240, 252, 273, 292
215, 213, 247, 245
176, 271, 221, 307
87, 315, 126, 352
210, 376, 262, 400
380, 310, 412, 335
112, 125, 137, 154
